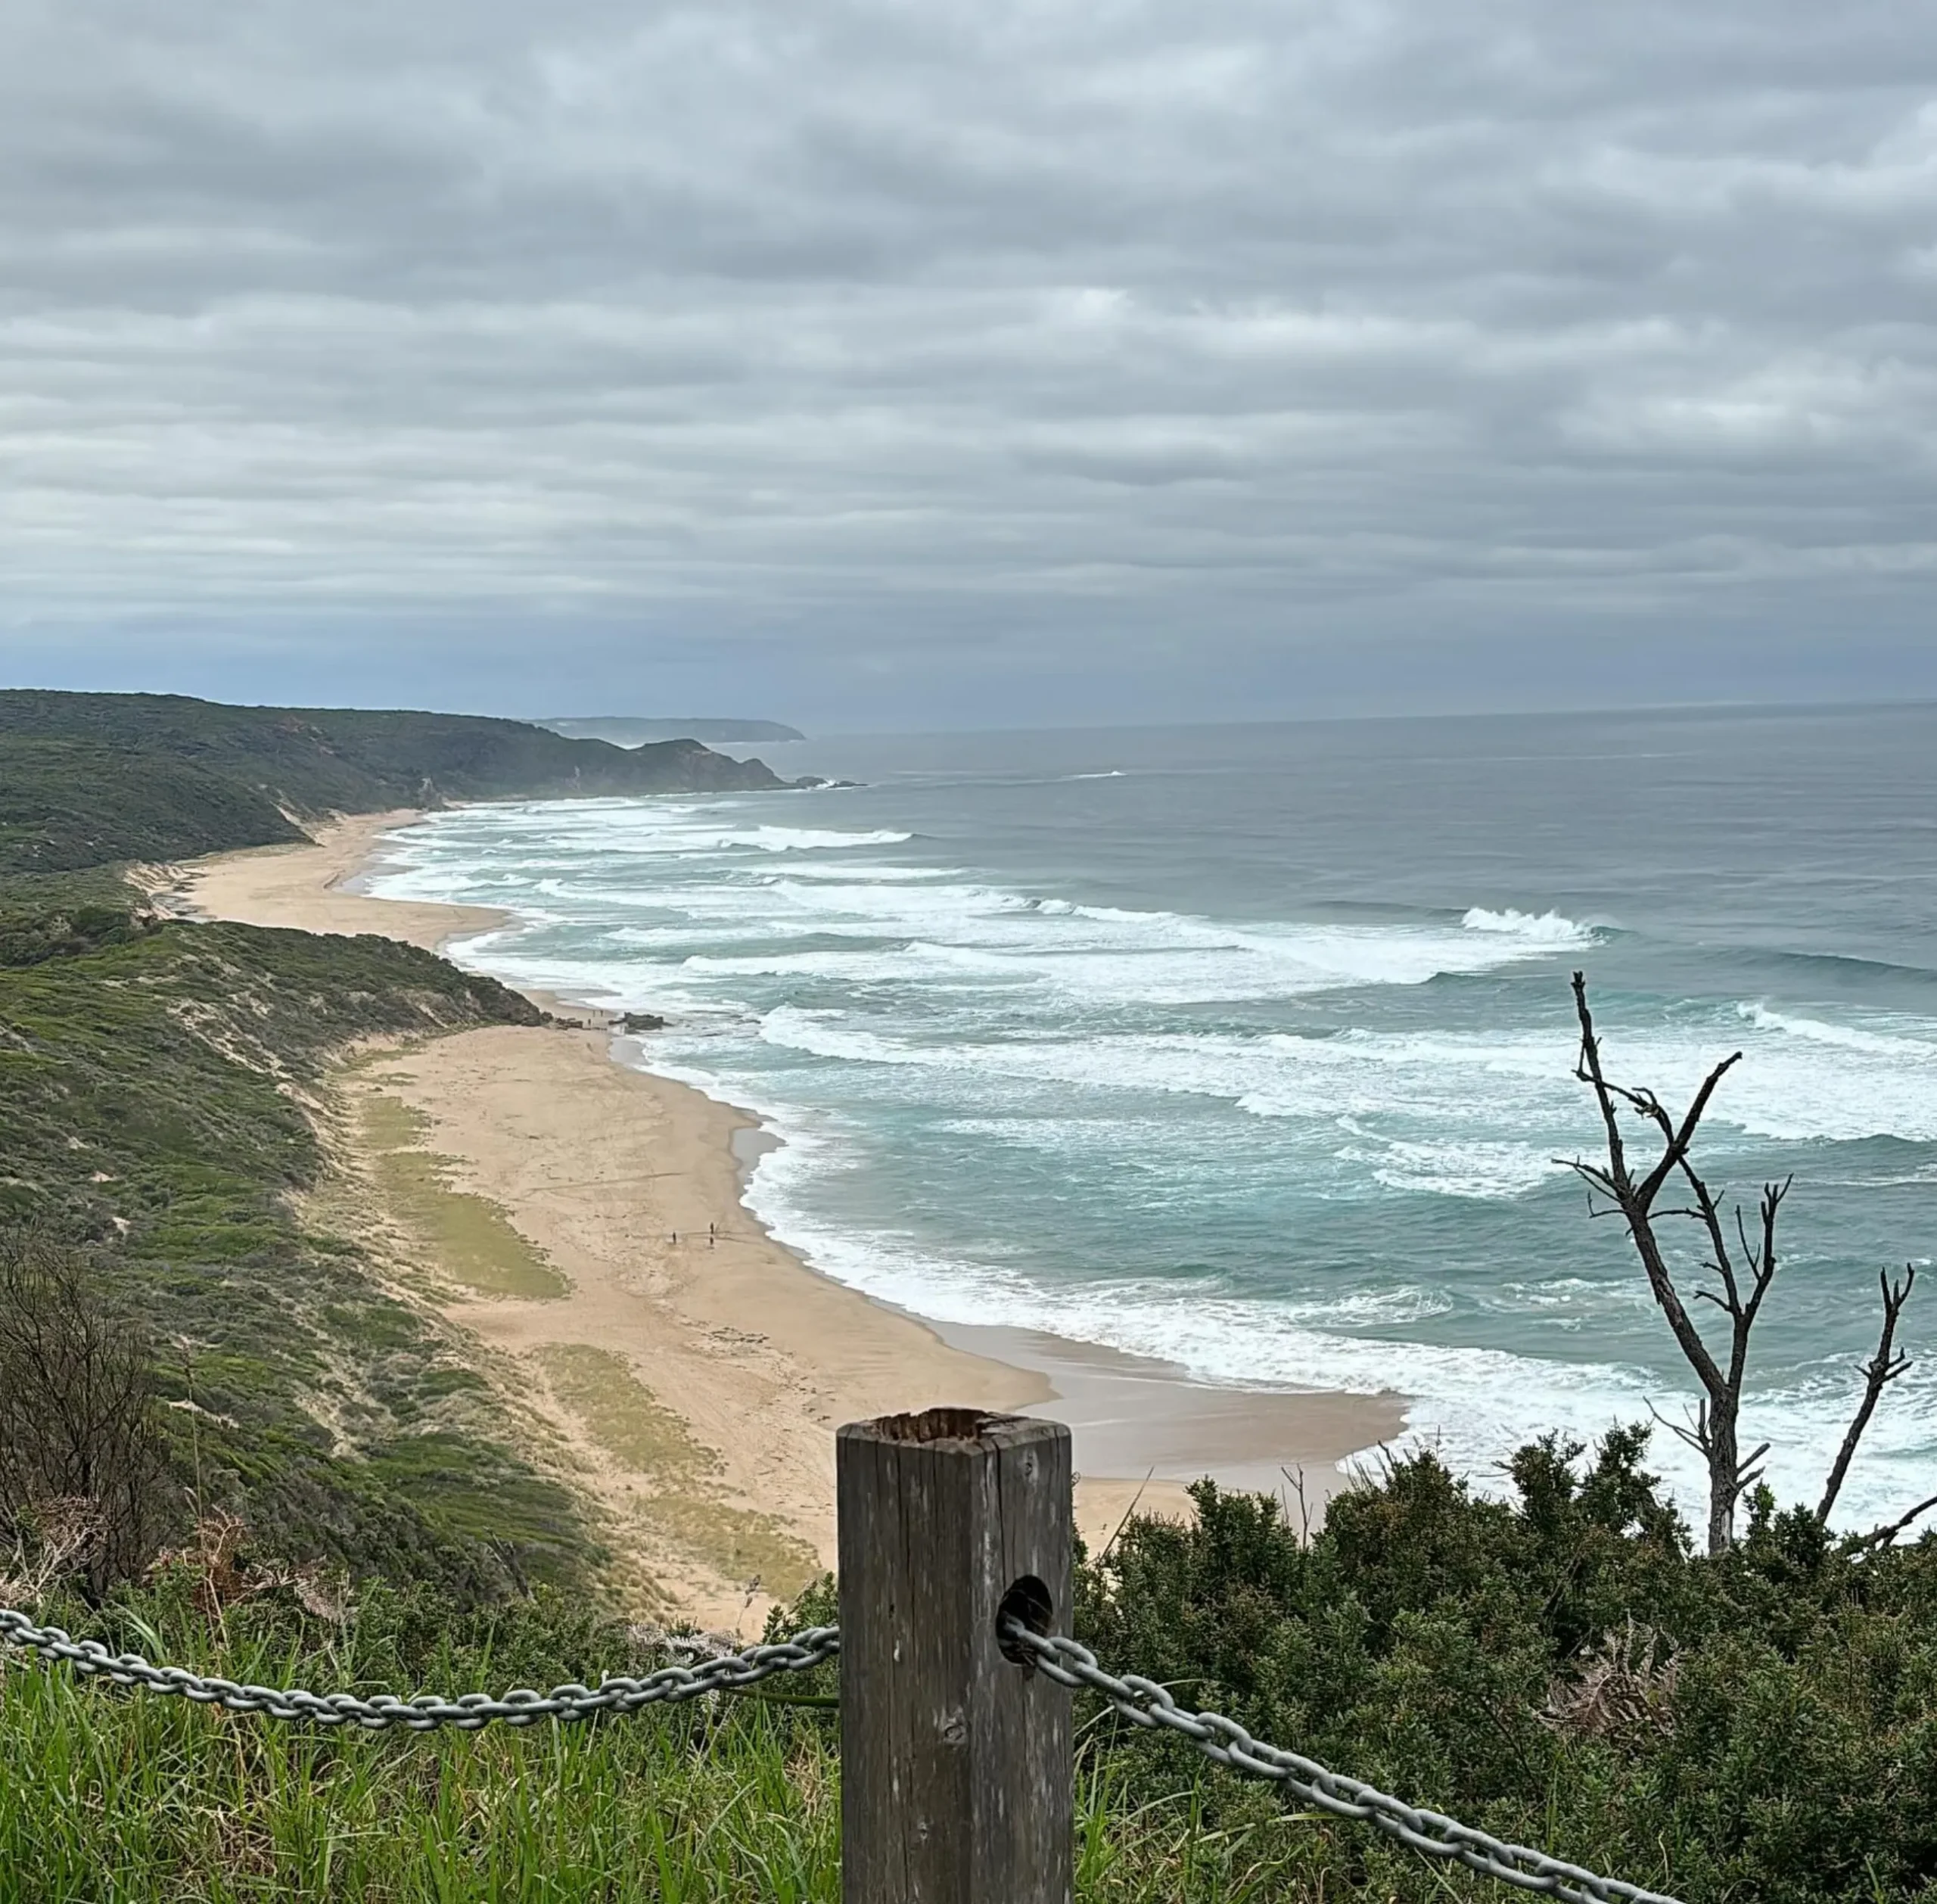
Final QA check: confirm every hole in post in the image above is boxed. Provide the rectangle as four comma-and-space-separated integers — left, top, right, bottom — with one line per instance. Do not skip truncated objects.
996, 1574, 1053, 1666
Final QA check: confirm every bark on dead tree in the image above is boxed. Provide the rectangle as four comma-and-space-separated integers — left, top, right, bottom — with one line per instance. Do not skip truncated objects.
1565, 973, 1918, 1556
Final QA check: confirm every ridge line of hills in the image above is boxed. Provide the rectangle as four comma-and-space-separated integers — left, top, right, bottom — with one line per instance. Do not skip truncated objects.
0, 686, 804, 1603
536, 715, 804, 745
0, 689, 803, 881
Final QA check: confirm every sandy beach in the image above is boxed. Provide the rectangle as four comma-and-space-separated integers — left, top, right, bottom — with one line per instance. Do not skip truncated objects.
179, 814, 1403, 1628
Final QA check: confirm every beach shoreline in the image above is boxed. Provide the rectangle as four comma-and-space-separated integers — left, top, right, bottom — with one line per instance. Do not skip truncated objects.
179, 811, 1403, 1619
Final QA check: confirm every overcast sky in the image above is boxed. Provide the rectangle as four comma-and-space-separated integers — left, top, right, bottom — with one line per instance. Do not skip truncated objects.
4, 1, 1935, 729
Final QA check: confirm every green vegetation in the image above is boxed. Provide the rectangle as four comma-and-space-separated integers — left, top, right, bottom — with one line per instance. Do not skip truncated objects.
0, 904, 588, 1596
0, 690, 792, 879
535, 1345, 820, 1601
0, 1576, 840, 1903
5, 1432, 1932, 1899
1080, 1433, 1937, 1902
362, 1097, 570, 1301
0, 683, 811, 1602
0, 1569, 1285, 1902
0, 738, 303, 876
0, 687, 796, 807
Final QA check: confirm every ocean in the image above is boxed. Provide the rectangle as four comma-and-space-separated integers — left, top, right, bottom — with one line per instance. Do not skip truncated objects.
365, 702, 1937, 1528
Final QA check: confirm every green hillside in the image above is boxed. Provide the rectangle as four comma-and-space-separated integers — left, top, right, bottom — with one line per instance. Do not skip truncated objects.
0, 907, 585, 1595
0, 739, 306, 876
0, 686, 811, 1600
0, 689, 794, 877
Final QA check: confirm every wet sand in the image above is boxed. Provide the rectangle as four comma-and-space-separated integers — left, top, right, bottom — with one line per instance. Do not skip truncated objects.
181, 814, 1403, 1618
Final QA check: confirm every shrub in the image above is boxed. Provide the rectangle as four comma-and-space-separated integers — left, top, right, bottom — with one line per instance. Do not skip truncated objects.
0, 1230, 176, 1601
1075, 1432, 1937, 1901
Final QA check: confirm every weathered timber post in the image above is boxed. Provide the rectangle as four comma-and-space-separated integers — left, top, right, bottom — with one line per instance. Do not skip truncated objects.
838, 1408, 1074, 1904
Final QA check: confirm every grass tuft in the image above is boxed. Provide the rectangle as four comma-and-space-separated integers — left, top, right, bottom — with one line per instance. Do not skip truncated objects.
537, 1345, 821, 1601
362, 1097, 569, 1302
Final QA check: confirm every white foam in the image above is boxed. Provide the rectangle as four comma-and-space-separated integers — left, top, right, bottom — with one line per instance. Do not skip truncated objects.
378, 801, 911, 865
770, 861, 964, 882
727, 1111, 1932, 1527
1251, 1019, 1937, 1146
732, 881, 1595, 1003
1461, 907, 1597, 946
741, 826, 913, 851
367, 795, 1937, 1530
1738, 1001, 1937, 1056
409, 799, 1937, 1157
375, 802, 1600, 1010
755, 1124, 1933, 1525
1335, 1120, 1563, 1200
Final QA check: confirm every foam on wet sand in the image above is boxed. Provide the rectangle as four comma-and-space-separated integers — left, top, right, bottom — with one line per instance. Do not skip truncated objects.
182, 814, 1402, 1623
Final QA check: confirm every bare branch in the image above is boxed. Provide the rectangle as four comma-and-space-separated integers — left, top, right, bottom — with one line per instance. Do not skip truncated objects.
1742, 1180, 1790, 1330
1645, 1397, 1708, 1458
1569, 978, 1806, 1557
1633, 1052, 1744, 1211
1560, 1158, 1621, 1203
1847, 1491, 1937, 1553
1572, 975, 1729, 1406
1817, 1265, 1918, 1526
1735, 1441, 1771, 1486
1572, 972, 1636, 1195
0, 1230, 173, 1601
1671, 1159, 1744, 1328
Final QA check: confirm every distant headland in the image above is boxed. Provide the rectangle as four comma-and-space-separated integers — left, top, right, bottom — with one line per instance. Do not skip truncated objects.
0, 688, 807, 881
536, 716, 807, 745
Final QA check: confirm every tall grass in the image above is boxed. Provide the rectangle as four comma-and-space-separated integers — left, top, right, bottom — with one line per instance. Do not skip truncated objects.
0, 1666, 1348, 1903
0, 1580, 1357, 1904
0, 1579, 838, 1904
0, 1670, 837, 1902
27, 1429, 1917, 1900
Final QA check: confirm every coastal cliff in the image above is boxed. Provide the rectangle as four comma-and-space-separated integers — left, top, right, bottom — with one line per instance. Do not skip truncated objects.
0, 689, 801, 880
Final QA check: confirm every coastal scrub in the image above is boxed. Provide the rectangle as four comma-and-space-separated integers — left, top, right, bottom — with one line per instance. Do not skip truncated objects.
0, 907, 589, 1596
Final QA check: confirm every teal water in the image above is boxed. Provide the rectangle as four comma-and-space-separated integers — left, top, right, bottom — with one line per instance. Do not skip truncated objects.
368, 704, 1937, 1526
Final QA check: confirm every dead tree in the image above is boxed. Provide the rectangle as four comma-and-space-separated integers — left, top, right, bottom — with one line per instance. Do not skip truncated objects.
1817, 1265, 1917, 1526
0, 1230, 172, 1600
1565, 972, 1917, 1556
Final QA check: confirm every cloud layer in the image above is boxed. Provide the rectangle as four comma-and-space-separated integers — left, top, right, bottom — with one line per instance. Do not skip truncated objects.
4, 1, 1935, 720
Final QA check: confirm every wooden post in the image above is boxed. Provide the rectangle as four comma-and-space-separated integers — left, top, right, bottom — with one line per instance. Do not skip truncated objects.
837, 1408, 1074, 1904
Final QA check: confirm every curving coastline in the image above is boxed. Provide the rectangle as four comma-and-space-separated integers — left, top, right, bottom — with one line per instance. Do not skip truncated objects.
182, 813, 1402, 1622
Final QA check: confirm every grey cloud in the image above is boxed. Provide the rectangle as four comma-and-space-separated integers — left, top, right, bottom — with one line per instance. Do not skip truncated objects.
2, 0, 1935, 723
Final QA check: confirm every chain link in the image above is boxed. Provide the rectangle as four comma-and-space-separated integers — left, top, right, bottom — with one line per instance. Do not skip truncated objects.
0, 1608, 838, 1731
1000, 1619, 1684, 1904
0, 1600, 1682, 1901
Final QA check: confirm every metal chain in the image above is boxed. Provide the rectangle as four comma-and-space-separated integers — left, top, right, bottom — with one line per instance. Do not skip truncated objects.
1000, 1620, 1684, 1904
0, 1601, 1682, 1902
0, 1607, 838, 1731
